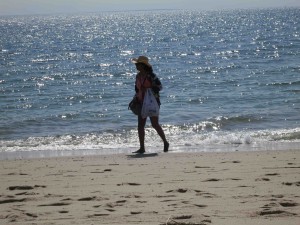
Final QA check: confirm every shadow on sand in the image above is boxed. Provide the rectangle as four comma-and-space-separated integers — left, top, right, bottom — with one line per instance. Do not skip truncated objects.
127, 153, 159, 159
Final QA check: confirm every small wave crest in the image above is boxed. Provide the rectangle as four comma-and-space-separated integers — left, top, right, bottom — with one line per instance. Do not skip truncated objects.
266, 80, 300, 86
1, 124, 299, 157
180, 116, 264, 132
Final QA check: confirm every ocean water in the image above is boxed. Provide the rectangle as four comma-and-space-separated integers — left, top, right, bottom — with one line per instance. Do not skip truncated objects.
1, 8, 300, 159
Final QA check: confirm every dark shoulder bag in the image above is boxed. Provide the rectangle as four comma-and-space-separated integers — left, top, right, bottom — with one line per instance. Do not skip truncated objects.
128, 96, 142, 116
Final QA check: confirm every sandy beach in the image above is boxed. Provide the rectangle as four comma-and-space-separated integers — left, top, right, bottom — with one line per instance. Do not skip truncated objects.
0, 150, 299, 225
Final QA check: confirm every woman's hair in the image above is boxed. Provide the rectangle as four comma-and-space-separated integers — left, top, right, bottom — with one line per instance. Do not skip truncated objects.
141, 63, 153, 73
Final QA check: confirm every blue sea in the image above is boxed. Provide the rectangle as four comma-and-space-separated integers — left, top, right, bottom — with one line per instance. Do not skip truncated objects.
1, 8, 299, 159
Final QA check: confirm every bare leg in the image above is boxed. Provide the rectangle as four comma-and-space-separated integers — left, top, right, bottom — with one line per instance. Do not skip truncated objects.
150, 116, 169, 152
138, 115, 147, 150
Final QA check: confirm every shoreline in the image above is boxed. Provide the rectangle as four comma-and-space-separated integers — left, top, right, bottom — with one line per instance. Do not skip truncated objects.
1, 150, 299, 224
1, 140, 300, 161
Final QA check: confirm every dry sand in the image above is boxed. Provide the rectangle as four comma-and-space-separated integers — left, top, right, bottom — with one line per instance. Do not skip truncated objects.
0, 150, 299, 225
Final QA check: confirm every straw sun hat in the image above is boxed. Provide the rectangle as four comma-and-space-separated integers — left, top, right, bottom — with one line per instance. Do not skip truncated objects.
132, 56, 152, 68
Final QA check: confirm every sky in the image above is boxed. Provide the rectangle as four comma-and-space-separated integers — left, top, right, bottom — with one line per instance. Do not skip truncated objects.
0, 0, 300, 16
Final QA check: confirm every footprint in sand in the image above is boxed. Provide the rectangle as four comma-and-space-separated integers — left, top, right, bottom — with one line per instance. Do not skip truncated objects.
130, 211, 142, 215
106, 209, 116, 212
87, 214, 109, 218
194, 204, 207, 208
78, 196, 96, 201
194, 190, 217, 198
255, 178, 270, 181
203, 178, 221, 182
58, 210, 69, 214
0, 198, 26, 204
166, 188, 188, 193
259, 210, 297, 216
106, 200, 127, 208
173, 215, 193, 220
91, 168, 112, 173
117, 182, 141, 186
221, 161, 241, 164
279, 201, 298, 207
265, 173, 280, 176
282, 181, 300, 186
8, 185, 46, 191
38, 202, 70, 207
25, 212, 38, 218
258, 200, 298, 217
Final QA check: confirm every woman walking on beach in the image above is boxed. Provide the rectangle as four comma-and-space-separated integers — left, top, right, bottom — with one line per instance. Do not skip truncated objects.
132, 56, 169, 154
